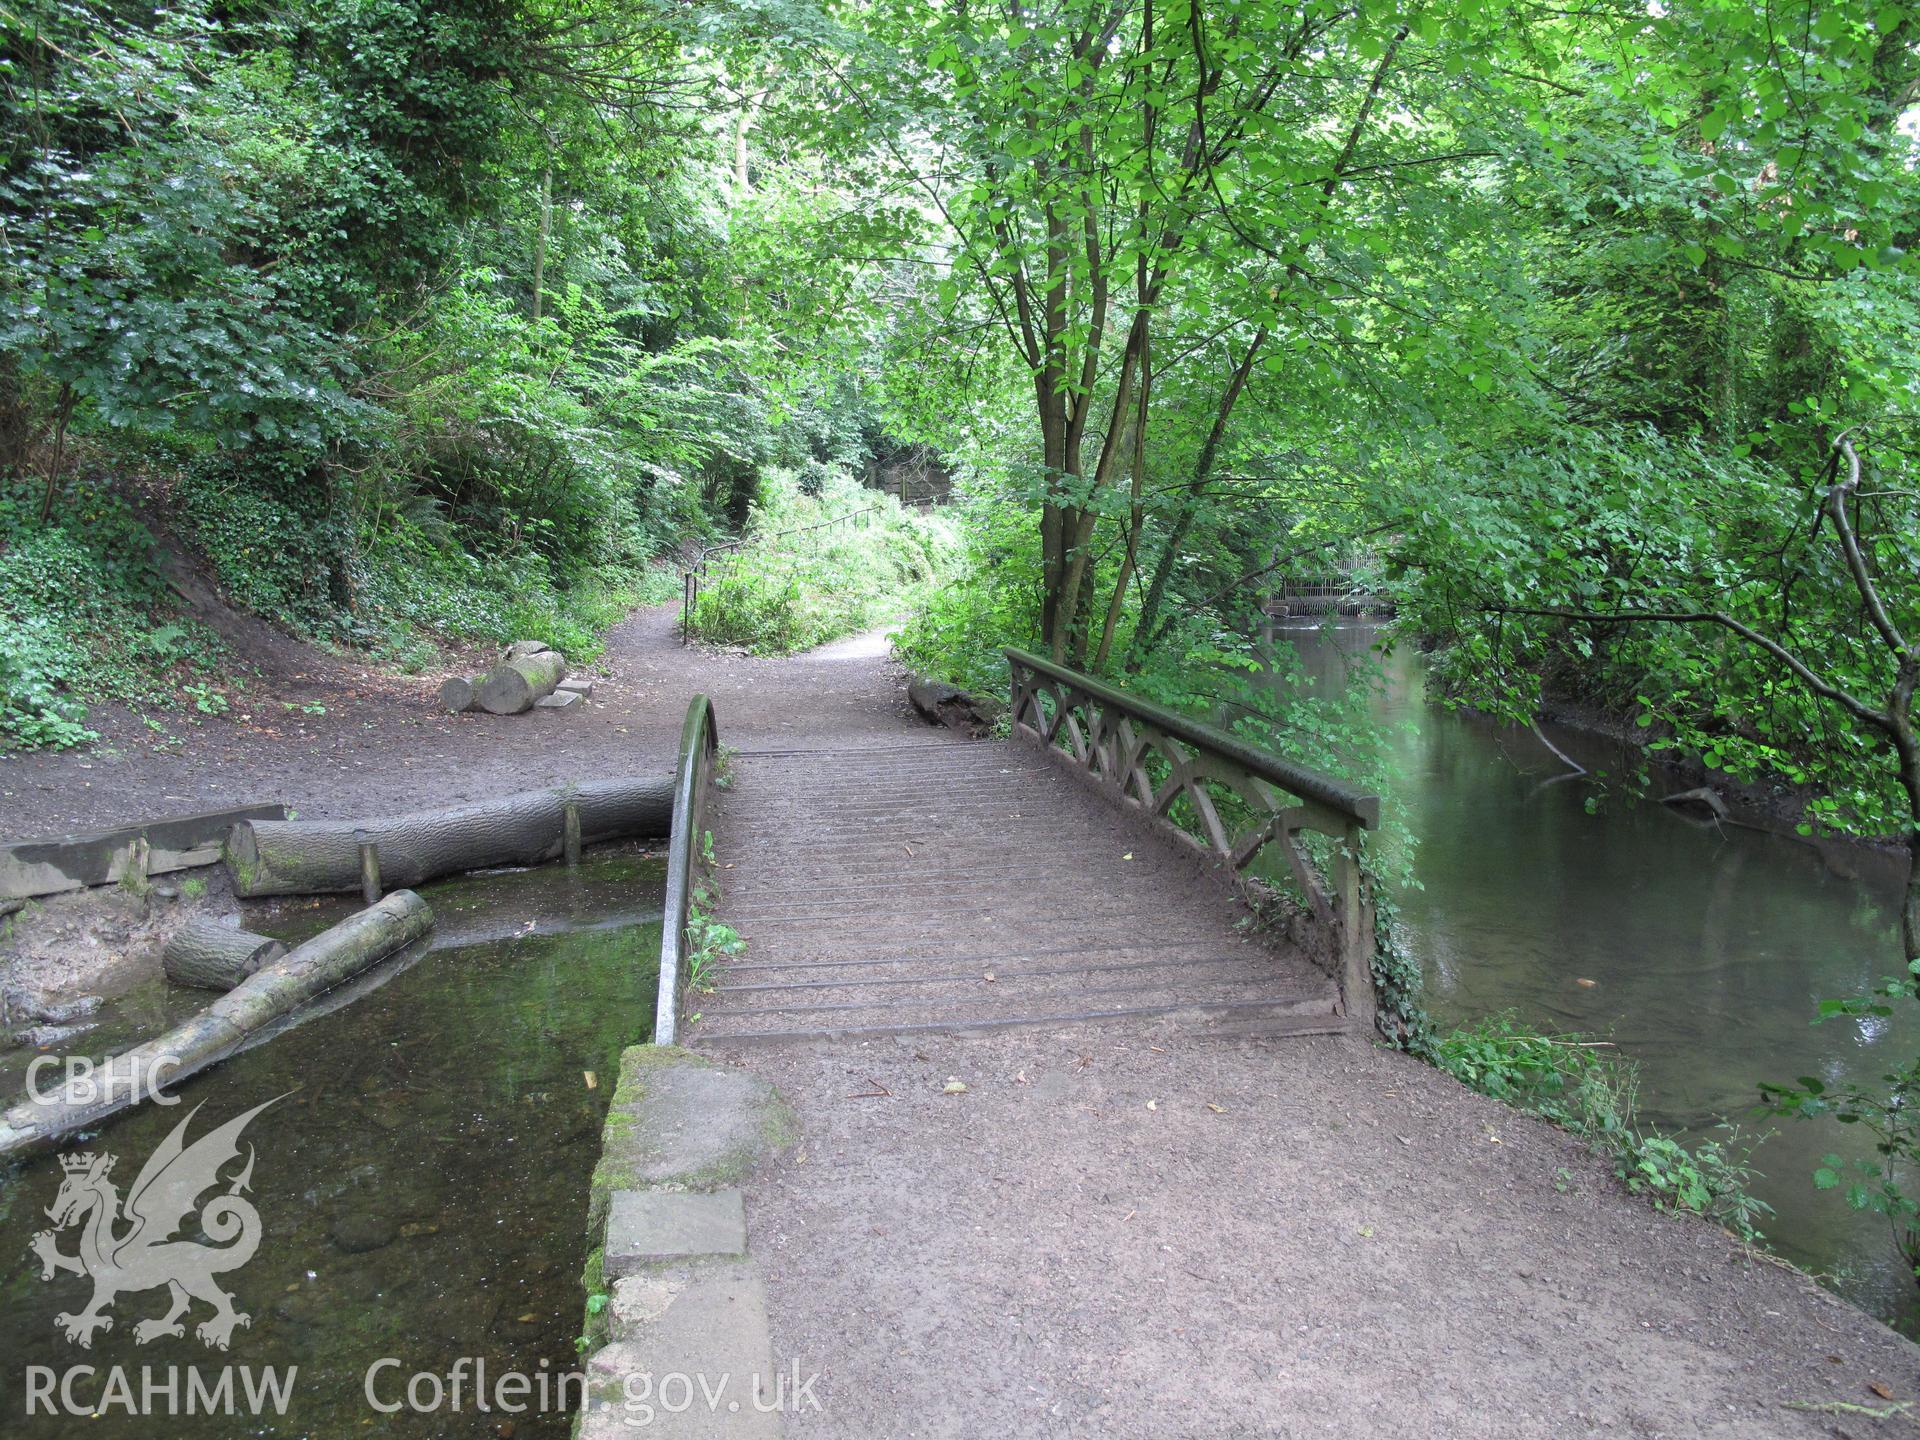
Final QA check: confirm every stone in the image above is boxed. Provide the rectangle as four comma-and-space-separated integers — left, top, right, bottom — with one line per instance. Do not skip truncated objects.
556, 678, 594, 700
592, 1047, 795, 1217
331, 1212, 397, 1254
534, 690, 582, 709
578, 1259, 783, 1439
604, 1190, 746, 1275
13, 1022, 95, 1049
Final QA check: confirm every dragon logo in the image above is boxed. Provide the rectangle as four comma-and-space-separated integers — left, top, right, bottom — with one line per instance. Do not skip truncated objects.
30, 1097, 280, 1351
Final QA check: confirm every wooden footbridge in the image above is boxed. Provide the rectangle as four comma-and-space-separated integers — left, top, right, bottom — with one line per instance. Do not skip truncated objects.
654, 650, 1380, 1047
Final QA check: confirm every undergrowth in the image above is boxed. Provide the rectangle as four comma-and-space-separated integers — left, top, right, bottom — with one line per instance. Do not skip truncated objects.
0, 474, 227, 751
688, 468, 960, 654
1435, 1012, 1773, 1241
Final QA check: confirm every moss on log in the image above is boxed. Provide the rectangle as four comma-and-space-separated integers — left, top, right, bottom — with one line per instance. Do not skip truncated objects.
474, 651, 567, 714
163, 918, 287, 990
224, 776, 672, 897
0, 890, 433, 1157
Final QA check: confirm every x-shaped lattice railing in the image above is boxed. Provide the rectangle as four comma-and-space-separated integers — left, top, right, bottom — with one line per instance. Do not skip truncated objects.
1006, 648, 1381, 1023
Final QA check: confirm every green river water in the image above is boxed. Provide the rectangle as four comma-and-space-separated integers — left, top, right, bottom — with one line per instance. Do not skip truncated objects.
1281, 621, 1920, 1334
0, 852, 663, 1437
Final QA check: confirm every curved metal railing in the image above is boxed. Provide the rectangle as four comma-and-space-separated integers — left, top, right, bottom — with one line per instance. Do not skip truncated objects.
653, 694, 718, 1045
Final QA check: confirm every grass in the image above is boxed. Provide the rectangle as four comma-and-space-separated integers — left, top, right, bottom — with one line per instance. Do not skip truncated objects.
687, 468, 960, 655
1434, 1012, 1774, 1242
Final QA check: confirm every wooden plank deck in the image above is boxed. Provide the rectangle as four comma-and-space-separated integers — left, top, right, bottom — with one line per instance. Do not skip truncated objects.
691, 740, 1346, 1045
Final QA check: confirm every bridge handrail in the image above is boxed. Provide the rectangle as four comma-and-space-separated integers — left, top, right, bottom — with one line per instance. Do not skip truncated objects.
1004, 648, 1379, 1024
654, 693, 717, 1046
1005, 649, 1379, 827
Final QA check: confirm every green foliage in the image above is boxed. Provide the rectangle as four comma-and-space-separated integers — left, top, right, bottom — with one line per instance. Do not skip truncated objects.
1438, 1014, 1773, 1242
684, 880, 744, 994
688, 469, 960, 655
1763, 962, 1920, 1287
0, 475, 224, 751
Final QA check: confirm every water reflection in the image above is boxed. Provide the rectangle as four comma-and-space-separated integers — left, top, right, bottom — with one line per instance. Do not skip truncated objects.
1273, 621, 1918, 1330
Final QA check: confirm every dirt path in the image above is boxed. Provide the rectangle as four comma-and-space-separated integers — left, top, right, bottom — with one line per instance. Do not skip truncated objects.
0, 604, 914, 837
9, 600, 1920, 1435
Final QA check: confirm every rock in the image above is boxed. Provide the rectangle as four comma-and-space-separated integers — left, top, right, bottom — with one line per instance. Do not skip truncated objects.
13, 1022, 97, 1049
9, 991, 104, 1025
152, 883, 180, 900
1661, 785, 1731, 820
908, 674, 1005, 736
556, 678, 594, 700
331, 1213, 398, 1254
603, 1190, 747, 1275
534, 690, 582, 709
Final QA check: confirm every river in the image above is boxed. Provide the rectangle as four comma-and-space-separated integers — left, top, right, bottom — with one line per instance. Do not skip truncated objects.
1276, 620, 1920, 1334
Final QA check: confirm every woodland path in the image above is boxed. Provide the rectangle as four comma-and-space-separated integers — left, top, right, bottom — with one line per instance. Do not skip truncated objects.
8, 601, 1920, 1436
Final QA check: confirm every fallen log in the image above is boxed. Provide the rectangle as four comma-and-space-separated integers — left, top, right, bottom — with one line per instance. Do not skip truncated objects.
438, 676, 480, 713
163, 918, 288, 991
225, 776, 673, 897
0, 890, 432, 1157
474, 651, 567, 715
504, 639, 553, 661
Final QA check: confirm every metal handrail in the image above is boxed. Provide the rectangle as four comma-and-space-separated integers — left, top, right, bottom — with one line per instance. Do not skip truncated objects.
654, 694, 717, 1045
1005, 649, 1379, 827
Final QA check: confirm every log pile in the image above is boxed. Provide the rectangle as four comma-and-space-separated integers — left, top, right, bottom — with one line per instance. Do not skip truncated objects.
441, 640, 591, 715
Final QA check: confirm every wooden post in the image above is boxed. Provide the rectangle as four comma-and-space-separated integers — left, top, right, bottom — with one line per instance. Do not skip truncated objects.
1335, 826, 1376, 1031
563, 797, 581, 867
120, 835, 151, 897
356, 828, 382, 904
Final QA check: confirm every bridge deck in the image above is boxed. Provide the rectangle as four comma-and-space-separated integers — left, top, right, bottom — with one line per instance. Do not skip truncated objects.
693, 739, 1344, 1045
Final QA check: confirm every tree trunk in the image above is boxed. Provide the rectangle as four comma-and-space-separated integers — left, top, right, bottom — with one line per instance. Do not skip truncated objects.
225, 775, 672, 897
473, 651, 566, 714
1126, 328, 1265, 670
532, 136, 554, 323
0, 891, 433, 1157
162, 919, 287, 991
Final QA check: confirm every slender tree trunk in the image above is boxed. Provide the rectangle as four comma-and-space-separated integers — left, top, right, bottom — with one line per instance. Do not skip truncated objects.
532, 135, 554, 323
37, 383, 75, 526
1126, 328, 1265, 670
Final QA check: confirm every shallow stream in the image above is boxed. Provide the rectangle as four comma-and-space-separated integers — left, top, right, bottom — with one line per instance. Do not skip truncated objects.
0, 851, 663, 1436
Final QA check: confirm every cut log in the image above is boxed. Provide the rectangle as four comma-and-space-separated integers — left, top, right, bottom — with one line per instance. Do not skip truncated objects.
163, 918, 288, 991
438, 676, 478, 713
473, 651, 567, 715
505, 639, 554, 661
0, 890, 433, 1157
224, 776, 673, 897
